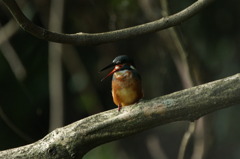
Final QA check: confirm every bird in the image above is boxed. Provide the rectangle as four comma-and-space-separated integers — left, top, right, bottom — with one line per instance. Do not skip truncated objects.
100, 55, 143, 111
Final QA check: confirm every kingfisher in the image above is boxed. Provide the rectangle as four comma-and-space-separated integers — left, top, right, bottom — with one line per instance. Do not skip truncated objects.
100, 55, 143, 111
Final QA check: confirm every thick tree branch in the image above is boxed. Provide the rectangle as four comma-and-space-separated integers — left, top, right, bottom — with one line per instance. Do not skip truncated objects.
1, 0, 214, 45
0, 73, 239, 159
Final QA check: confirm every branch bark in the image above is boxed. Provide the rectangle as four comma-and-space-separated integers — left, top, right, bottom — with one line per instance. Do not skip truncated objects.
1, 0, 214, 45
0, 73, 239, 159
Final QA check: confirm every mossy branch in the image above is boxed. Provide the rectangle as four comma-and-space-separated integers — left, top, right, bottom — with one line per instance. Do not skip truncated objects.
0, 73, 239, 159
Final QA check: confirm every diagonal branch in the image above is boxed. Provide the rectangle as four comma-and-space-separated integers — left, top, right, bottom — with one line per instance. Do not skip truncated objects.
1, 0, 214, 45
0, 73, 239, 159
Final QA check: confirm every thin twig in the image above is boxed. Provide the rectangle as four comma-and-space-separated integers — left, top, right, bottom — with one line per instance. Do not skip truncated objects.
48, 0, 65, 131
166, 23, 197, 159
0, 20, 18, 45
159, 0, 198, 158
0, 39, 27, 81
0, 2, 35, 81
191, 118, 205, 159
178, 122, 196, 159
146, 135, 168, 159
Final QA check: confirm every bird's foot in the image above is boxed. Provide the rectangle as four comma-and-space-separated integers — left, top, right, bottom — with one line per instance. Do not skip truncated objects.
118, 105, 122, 112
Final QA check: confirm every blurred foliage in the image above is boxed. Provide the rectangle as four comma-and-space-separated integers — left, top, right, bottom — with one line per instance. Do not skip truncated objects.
0, 0, 240, 158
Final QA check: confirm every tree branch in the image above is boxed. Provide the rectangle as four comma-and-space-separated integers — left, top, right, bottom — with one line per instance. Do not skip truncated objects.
0, 73, 239, 159
1, 0, 214, 45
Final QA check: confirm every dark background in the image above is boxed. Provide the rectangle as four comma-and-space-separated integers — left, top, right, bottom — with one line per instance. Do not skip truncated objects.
0, 0, 240, 158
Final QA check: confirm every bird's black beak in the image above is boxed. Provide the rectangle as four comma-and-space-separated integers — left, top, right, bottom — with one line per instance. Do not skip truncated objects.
99, 63, 116, 81
99, 63, 115, 72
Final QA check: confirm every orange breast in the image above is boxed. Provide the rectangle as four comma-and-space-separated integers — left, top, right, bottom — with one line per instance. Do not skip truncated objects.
112, 70, 143, 107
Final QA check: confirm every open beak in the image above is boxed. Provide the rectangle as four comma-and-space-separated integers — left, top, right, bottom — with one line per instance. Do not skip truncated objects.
100, 63, 122, 81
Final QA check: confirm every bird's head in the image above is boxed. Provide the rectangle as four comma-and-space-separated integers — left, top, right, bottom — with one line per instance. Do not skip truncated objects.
100, 55, 135, 81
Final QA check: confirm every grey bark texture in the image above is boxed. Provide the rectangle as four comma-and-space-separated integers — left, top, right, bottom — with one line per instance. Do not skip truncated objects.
0, 73, 240, 159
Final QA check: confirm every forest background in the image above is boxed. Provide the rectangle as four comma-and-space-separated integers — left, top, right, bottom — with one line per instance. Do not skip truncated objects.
0, 0, 240, 159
